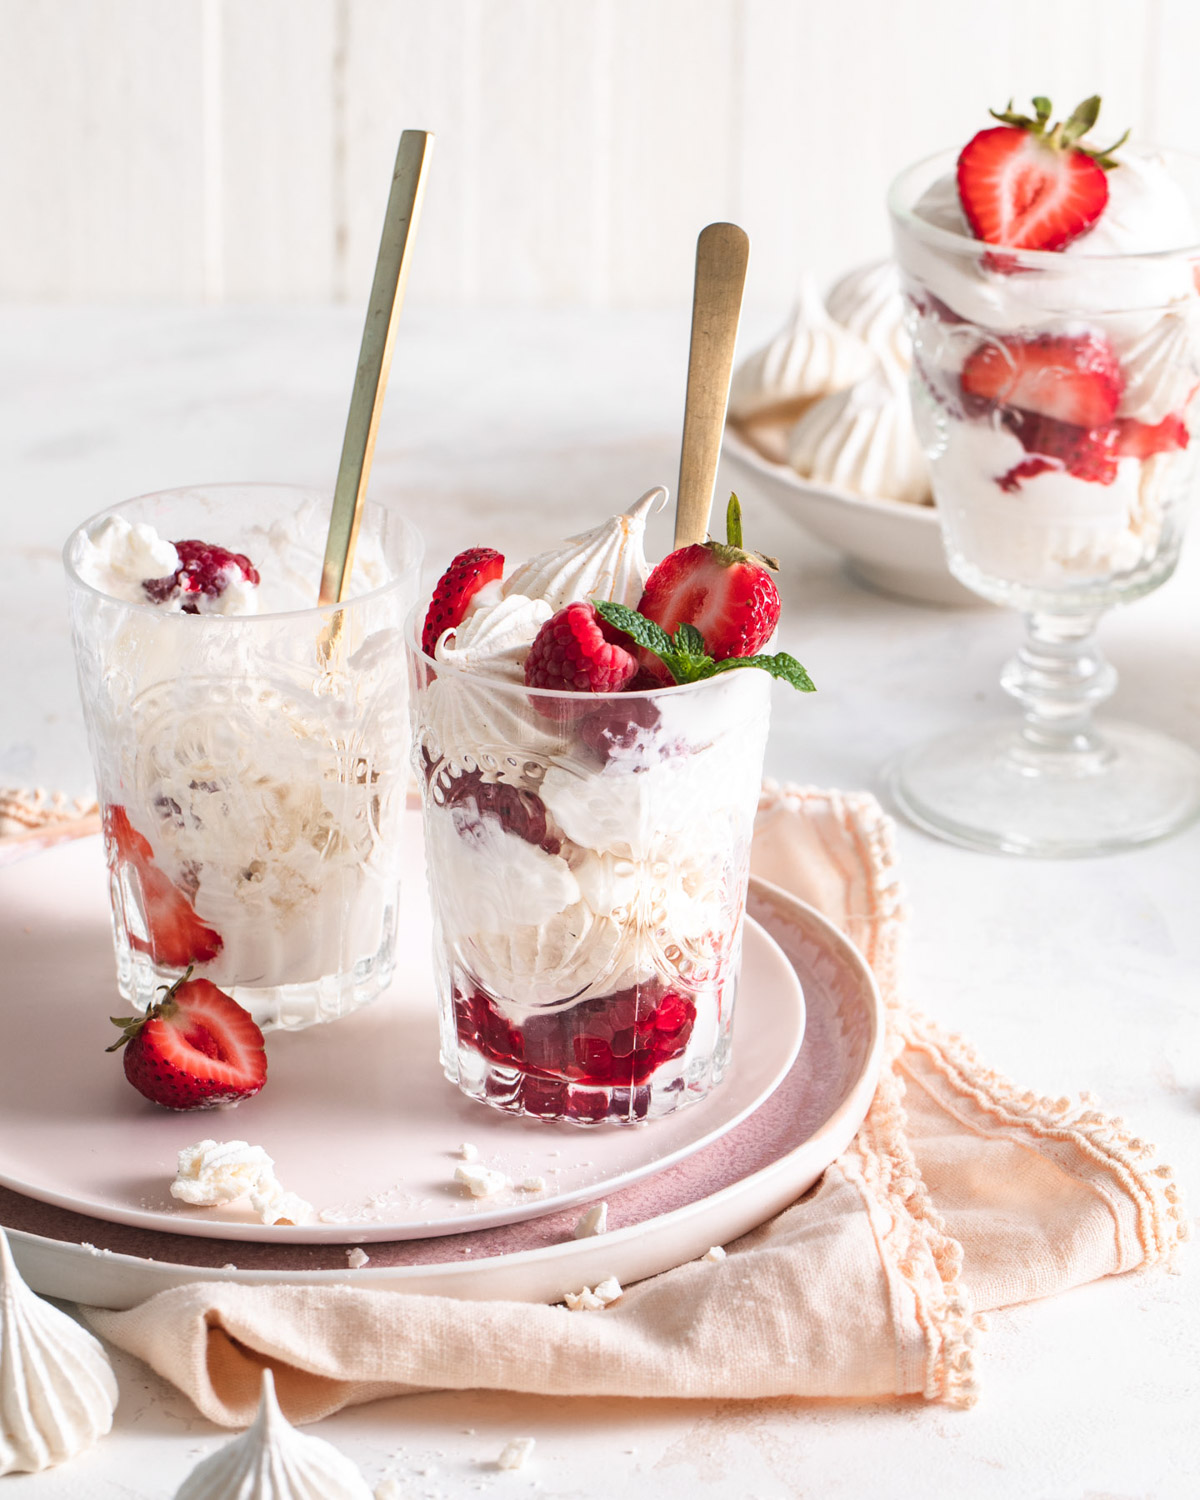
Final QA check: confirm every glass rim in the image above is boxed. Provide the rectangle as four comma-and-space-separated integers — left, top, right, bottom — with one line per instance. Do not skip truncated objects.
62, 481, 423, 624
405, 608, 771, 703
887, 144, 1200, 266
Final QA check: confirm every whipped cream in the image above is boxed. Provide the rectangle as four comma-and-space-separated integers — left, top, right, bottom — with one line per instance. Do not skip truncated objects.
786, 367, 931, 506
74, 515, 185, 606
0, 1227, 119, 1474
826, 258, 911, 372
934, 422, 1165, 584
905, 149, 1200, 331
729, 275, 875, 423
501, 487, 662, 613
173, 1367, 372, 1500
170, 1140, 314, 1225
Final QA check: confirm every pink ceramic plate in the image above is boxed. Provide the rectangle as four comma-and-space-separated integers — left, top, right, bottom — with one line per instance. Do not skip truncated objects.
4, 867, 883, 1309
0, 830, 803, 1244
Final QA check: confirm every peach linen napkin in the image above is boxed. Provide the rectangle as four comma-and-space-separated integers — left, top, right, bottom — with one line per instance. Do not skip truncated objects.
5, 782, 1186, 1422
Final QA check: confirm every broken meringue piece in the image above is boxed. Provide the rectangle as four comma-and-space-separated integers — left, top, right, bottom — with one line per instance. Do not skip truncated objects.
173, 1367, 372, 1499
572, 1201, 608, 1238
0, 1227, 119, 1475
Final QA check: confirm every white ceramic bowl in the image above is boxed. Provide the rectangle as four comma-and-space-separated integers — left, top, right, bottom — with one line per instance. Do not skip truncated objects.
722, 424, 984, 608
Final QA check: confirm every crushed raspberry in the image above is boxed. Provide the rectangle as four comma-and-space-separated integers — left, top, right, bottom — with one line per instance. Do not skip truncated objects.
453, 979, 698, 1108
438, 769, 560, 855
143, 539, 260, 612
524, 602, 638, 698
997, 457, 1058, 492
578, 697, 662, 764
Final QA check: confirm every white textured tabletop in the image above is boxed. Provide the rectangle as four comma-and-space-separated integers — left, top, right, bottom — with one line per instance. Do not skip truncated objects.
2, 307, 1198, 1498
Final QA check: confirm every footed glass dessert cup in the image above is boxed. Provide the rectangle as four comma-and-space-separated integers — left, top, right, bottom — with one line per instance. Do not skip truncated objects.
408, 628, 772, 1125
885, 148, 1200, 856
65, 483, 422, 1028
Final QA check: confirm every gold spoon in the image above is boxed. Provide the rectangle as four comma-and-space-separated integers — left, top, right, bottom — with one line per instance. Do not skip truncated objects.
673, 222, 751, 548
318, 129, 435, 606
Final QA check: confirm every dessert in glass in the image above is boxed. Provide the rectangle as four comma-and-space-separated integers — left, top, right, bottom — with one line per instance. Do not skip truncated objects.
64, 483, 422, 1028
410, 490, 813, 1125
886, 96, 1200, 855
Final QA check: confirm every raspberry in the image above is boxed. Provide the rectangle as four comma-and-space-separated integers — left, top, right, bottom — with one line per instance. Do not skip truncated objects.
524, 603, 638, 696
422, 548, 504, 657
143, 540, 260, 612
578, 697, 662, 765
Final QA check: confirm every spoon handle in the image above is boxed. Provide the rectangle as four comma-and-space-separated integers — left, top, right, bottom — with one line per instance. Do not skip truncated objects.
674, 222, 750, 548
319, 129, 435, 606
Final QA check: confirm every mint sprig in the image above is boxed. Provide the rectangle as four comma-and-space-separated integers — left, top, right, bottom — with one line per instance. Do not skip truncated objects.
593, 599, 815, 693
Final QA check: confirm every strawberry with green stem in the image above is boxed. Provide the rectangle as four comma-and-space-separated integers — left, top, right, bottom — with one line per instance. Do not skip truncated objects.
107, 967, 267, 1110
595, 496, 814, 692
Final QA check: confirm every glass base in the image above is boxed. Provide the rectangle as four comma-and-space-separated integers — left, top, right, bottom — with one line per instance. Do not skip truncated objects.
884, 718, 1200, 857
445, 1034, 732, 1127
115, 937, 397, 1031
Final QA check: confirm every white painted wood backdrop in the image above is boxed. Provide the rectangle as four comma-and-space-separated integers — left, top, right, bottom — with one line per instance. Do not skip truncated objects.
3, 0, 1199, 308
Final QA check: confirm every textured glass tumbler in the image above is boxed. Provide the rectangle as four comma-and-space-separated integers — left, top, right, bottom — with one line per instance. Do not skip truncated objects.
885, 148, 1200, 856
64, 484, 422, 1029
408, 633, 771, 1125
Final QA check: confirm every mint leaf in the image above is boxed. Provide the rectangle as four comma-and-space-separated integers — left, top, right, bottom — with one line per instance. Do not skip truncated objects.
673, 622, 706, 656
711, 652, 816, 691
592, 599, 815, 693
592, 599, 672, 658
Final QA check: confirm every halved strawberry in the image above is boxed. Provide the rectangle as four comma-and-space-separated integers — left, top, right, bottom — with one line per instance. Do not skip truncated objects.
957, 96, 1127, 251
421, 547, 504, 657
1114, 414, 1190, 459
962, 334, 1123, 429
636, 496, 780, 663
107, 969, 266, 1110
104, 805, 223, 968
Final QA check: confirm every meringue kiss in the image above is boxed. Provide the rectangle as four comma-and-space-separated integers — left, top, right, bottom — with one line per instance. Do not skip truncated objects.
0, 1226, 119, 1474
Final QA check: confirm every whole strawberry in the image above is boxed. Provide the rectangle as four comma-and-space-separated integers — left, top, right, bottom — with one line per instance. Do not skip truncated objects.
524, 601, 638, 696
422, 547, 504, 657
637, 495, 780, 663
108, 969, 267, 1110
957, 95, 1127, 252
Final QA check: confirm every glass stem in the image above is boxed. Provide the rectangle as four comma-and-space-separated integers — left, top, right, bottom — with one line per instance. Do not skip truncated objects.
1000, 611, 1116, 759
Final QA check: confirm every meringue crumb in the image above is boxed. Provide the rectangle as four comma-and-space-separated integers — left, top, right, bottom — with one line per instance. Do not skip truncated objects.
347, 1247, 370, 1269
220, 1263, 238, 1272
496, 1436, 536, 1470
563, 1275, 622, 1311
572, 1201, 608, 1238
519, 1176, 547, 1192
702, 1245, 727, 1262
457, 1142, 480, 1161
375, 1481, 404, 1500
455, 1163, 508, 1198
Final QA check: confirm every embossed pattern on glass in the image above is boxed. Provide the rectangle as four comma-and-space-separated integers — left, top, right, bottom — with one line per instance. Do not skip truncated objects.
408, 634, 771, 1126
